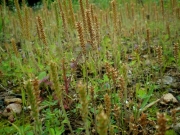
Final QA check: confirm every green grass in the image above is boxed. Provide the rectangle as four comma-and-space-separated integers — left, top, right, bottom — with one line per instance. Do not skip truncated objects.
0, 0, 180, 134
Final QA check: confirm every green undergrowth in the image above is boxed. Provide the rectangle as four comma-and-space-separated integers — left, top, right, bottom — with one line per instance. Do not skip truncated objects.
0, 0, 180, 134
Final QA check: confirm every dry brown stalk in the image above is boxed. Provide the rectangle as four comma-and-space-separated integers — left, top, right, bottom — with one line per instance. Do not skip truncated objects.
76, 22, 86, 55
14, 0, 24, 35
105, 62, 112, 79
118, 76, 125, 94
173, 43, 179, 62
94, 15, 100, 47
36, 21, 41, 40
104, 93, 111, 119
86, 0, 89, 9
156, 113, 167, 135
139, 113, 148, 128
36, 16, 47, 46
58, 0, 63, 13
79, 0, 87, 33
90, 4, 94, 23
129, 115, 138, 135
58, 0, 67, 33
86, 9, 93, 39
25, 6, 30, 40
11, 38, 19, 57
138, 113, 148, 134
161, 0, 164, 19
86, 9, 96, 50
171, 109, 177, 125
68, 0, 76, 28
32, 78, 41, 106
62, 11, 68, 33
111, 0, 117, 32
22, 0, 26, 7
156, 46, 163, 66
111, 68, 119, 86
113, 104, 120, 126
26, 79, 42, 134
62, 0, 68, 23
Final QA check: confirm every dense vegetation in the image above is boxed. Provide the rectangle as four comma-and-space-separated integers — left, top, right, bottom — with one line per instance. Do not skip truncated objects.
0, 0, 180, 134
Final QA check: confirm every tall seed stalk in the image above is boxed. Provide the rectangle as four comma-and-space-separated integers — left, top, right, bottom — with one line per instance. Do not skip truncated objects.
50, 62, 74, 135
97, 105, 108, 135
14, 0, 24, 37
76, 22, 89, 93
77, 81, 90, 135
26, 78, 42, 135
156, 46, 163, 88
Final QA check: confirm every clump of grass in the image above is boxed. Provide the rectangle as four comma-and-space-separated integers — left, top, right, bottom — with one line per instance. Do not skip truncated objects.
1, 0, 180, 134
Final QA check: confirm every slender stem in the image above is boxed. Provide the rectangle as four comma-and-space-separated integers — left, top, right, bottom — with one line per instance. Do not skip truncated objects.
84, 56, 88, 94
85, 119, 90, 135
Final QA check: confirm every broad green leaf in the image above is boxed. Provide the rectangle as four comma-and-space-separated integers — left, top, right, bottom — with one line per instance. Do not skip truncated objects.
38, 71, 47, 80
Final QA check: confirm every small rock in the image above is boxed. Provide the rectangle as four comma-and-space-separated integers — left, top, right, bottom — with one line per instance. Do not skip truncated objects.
162, 93, 178, 104
2, 103, 22, 117
162, 76, 173, 85
142, 55, 149, 59
4, 98, 22, 105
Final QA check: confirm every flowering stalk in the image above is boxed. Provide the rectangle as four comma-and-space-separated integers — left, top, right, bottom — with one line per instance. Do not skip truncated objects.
50, 61, 74, 135
77, 81, 90, 135
26, 78, 42, 135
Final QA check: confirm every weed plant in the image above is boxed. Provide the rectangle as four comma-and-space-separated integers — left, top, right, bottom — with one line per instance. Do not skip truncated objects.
0, 0, 180, 134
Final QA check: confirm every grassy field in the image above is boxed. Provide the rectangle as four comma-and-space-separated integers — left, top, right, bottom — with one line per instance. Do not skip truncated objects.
0, 0, 180, 134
